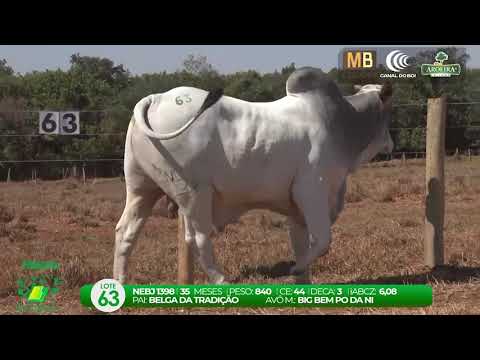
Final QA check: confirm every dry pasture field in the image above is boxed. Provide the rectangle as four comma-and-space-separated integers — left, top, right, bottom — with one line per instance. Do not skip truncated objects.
1, 157, 479, 315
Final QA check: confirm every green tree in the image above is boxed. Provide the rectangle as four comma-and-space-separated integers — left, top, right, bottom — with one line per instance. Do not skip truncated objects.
182, 54, 216, 75
0, 59, 14, 76
69, 54, 130, 90
281, 63, 296, 76
2, 53, 480, 178
224, 71, 273, 101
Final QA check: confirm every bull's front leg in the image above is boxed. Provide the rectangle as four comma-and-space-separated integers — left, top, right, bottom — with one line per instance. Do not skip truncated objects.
287, 218, 311, 284
290, 172, 332, 276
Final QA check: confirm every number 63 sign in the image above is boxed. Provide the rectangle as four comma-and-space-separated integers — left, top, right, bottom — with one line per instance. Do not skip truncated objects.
39, 111, 80, 135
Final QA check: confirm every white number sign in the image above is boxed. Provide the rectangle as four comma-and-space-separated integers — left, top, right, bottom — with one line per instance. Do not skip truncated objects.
60, 111, 80, 134
39, 111, 80, 135
39, 111, 60, 134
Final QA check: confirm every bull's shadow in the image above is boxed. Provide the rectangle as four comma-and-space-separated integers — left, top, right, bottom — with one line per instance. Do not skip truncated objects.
235, 262, 480, 284
234, 261, 295, 282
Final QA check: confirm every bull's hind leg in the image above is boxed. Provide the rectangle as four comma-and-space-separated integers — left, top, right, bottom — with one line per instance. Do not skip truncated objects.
113, 186, 161, 284
287, 218, 311, 284
290, 173, 332, 276
180, 185, 226, 284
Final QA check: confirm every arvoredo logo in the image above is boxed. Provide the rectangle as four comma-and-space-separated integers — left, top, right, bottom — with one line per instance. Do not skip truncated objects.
421, 51, 461, 77
16, 260, 63, 313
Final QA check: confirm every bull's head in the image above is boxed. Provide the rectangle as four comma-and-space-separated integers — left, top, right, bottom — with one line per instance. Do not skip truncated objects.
353, 83, 394, 164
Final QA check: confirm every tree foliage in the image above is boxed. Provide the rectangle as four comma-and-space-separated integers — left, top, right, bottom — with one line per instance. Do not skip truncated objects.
0, 49, 479, 179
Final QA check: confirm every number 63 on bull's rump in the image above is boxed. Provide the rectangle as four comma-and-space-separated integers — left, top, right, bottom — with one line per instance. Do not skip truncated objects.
39, 111, 80, 135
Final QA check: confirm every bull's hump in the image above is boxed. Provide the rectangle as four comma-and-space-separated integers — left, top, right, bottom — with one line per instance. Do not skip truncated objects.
286, 67, 343, 99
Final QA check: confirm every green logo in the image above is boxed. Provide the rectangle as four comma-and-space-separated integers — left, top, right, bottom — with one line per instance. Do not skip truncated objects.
22, 260, 59, 271
16, 260, 63, 313
421, 51, 461, 77
27, 285, 49, 303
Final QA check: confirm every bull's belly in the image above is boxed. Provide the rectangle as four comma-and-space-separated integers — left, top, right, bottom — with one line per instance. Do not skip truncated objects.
218, 191, 292, 213
212, 176, 294, 214
211, 187, 294, 230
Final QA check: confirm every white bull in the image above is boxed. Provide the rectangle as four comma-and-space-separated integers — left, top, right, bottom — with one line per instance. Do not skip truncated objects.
113, 67, 394, 284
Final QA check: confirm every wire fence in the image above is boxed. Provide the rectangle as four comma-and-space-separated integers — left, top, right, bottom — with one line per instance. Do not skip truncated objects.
0, 127, 479, 138
0, 150, 478, 183
373, 148, 480, 160
0, 103, 480, 182
0, 160, 125, 182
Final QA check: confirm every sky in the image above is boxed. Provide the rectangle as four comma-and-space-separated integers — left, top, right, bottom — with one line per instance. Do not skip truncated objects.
1, 45, 479, 75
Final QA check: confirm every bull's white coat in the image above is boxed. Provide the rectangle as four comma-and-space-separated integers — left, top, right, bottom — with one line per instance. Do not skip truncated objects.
113, 68, 394, 284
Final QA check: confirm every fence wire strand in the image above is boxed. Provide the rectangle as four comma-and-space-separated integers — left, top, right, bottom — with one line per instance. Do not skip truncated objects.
0, 104, 479, 177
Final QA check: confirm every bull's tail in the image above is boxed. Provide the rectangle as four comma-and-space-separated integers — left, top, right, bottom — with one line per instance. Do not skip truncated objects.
133, 88, 224, 140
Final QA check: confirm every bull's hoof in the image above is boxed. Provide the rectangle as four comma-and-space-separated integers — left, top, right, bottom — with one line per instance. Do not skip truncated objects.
210, 272, 229, 285
290, 265, 311, 284
289, 264, 307, 277
295, 277, 312, 285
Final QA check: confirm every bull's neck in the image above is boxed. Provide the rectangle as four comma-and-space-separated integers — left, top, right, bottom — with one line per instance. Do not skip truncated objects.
327, 97, 382, 160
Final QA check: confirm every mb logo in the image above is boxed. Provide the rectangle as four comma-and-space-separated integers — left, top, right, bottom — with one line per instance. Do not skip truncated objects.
343, 50, 376, 70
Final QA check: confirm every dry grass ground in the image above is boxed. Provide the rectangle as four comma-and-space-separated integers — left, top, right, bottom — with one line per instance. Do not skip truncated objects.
1, 157, 479, 315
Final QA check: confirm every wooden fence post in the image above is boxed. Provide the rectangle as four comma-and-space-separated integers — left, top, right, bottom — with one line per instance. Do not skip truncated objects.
177, 212, 194, 284
425, 96, 446, 268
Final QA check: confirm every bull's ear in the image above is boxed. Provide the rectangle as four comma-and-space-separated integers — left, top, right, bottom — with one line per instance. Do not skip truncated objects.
380, 82, 393, 103
353, 85, 363, 91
